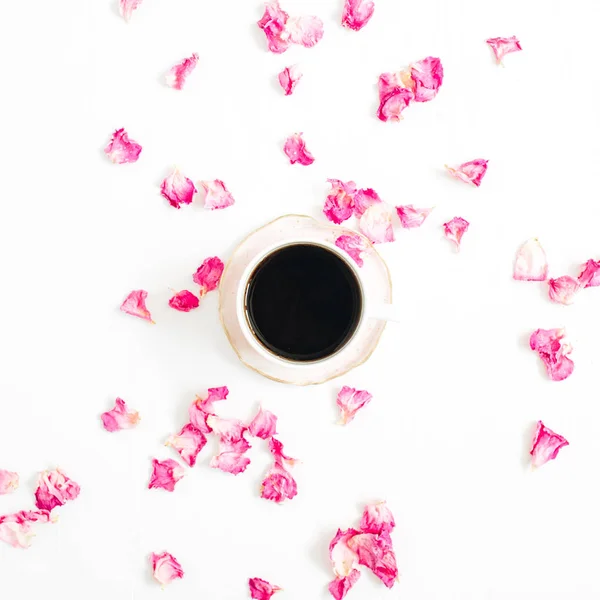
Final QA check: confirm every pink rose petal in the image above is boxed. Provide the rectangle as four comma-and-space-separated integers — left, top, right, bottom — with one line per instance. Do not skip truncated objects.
193, 256, 225, 296
359, 204, 395, 244
166, 423, 207, 467
530, 420, 569, 468
119, 0, 142, 22
150, 551, 184, 587
34, 468, 80, 512
120, 290, 154, 323
0, 470, 19, 495
168, 290, 200, 312
443, 217, 470, 250
278, 65, 303, 95
513, 238, 549, 281
328, 569, 361, 600
328, 528, 361, 600
353, 188, 381, 219
261, 438, 298, 503
530, 328, 574, 382
269, 437, 298, 467
324, 179, 357, 224
248, 407, 278, 440
189, 386, 229, 434
347, 532, 398, 588
258, 1, 291, 54
286, 15, 324, 48
378, 71, 414, 97
335, 233, 369, 268
165, 53, 199, 90
207, 416, 252, 475
410, 56, 443, 102
445, 159, 489, 187
148, 458, 185, 492
360, 501, 395, 535
342, 0, 375, 31
200, 179, 235, 210
396, 204, 433, 229
578, 259, 600, 288
283, 133, 315, 166
0, 510, 52, 549
377, 86, 414, 122
101, 398, 140, 432
249, 577, 282, 600
104, 128, 142, 164
336, 385, 373, 425
548, 276, 580, 306
160, 167, 197, 209
486, 36, 522, 64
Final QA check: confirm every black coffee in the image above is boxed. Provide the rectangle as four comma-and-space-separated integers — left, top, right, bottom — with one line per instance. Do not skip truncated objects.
245, 244, 362, 362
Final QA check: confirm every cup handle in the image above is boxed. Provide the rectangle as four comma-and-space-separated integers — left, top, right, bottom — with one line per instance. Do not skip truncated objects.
366, 303, 402, 324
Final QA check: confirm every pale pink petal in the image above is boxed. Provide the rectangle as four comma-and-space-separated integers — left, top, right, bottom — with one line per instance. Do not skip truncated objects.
34, 468, 80, 512
409, 56, 443, 102
278, 65, 303, 95
193, 256, 225, 296
101, 398, 140, 432
513, 238, 549, 281
335, 233, 369, 268
347, 532, 398, 588
377, 86, 414, 122
443, 217, 469, 250
200, 179, 235, 210
119, 0, 142, 22
578, 259, 600, 288
548, 276, 580, 305
336, 385, 372, 424
328, 528, 361, 598
166, 423, 207, 467
120, 290, 154, 323
258, 1, 291, 54
359, 204, 395, 244
249, 577, 282, 600
530, 328, 574, 382
486, 36, 522, 64
207, 415, 252, 475
0, 510, 52, 549
342, 0, 374, 31
353, 188, 381, 219
148, 458, 185, 492
396, 204, 433, 229
360, 501, 395, 535
248, 407, 278, 440
150, 551, 184, 587
160, 167, 197, 209
168, 290, 200, 312
104, 128, 142, 164
261, 461, 298, 503
286, 15, 324, 48
283, 133, 315, 165
445, 159, 488, 187
530, 420, 569, 468
324, 179, 357, 224
188, 386, 229, 434
328, 569, 361, 600
165, 53, 199, 90
0, 470, 19, 495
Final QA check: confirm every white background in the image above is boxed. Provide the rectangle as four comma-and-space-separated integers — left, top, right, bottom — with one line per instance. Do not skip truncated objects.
1, 0, 599, 598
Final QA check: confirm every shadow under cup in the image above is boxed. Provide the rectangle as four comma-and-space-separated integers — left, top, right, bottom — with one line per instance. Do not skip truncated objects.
244, 243, 363, 362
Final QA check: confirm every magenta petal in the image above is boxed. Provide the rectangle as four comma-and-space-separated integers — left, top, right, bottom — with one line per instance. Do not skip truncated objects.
101, 398, 140, 432
359, 204, 395, 244
193, 256, 225, 296
336, 385, 373, 424
396, 204, 433, 229
0, 509, 52, 549
248, 407, 278, 440
410, 56, 443, 102
328, 570, 361, 600
258, 1, 291, 54
0, 470, 19, 495
347, 532, 398, 588
165, 53, 199, 90
486, 36, 522, 64
168, 290, 200, 312
283, 133, 314, 165
530, 420, 569, 468
360, 501, 395, 535
34, 468, 80, 512
188, 387, 229, 434
150, 551, 184, 587
160, 167, 197, 208
445, 159, 488, 186
119, 0, 143, 22
278, 65, 302, 95
166, 423, 207, 467
353, 188, 381, 219
329, 528, 361, 598
335, 233, 369, 268
200, 180, 235, 210
261, 437, 298, 502
443, 217, 470, 250
104, 128, 142, 164
377, 86, 414, 122
249, 577, 282, 600
324, 179, 357, 224
578, 259, 600, 288
548, 276, 580, 305
148, 458, 184, 492
513, 239, 548, 281
207, 416, 252, 475
120, 290, 154, 323
342, 0, 374, 31
530, 328, 574, 382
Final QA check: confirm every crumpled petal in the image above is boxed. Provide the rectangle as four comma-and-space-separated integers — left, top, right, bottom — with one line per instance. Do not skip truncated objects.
342, 0, 375, 31
165, 53, 199, 90
286, 16, 324, 48
104, 128, 142, 164
148, 458, 185, 492
530, 420, 569, 468
0, 510, 52, 549
513, 239, 549, 281
207, 416, 252, 475
486, 36, 522, 64
336, 386, 372, 424
283, 132, 315, 165
329, 528, 361, 599
360, 501, 395, 535
347, 532, 398, 588
166, 423, 207, 467
120, 290, 154, 323
353, 188, 381, 219
160, 167, 197, 209
445, 159, 488, 187
328, 569, 361, 600
150, 551, 184, 587
578, 259, 600, 288
193, 256, 225, 296
359, 204, 395, 244
269, 437, 298, 467
248, 406, 278, 440
119, 0, 142, 22
410, 56, 443, 102
278, 65, 303, 95
0, 470, 19, 495
548, 276, 580, 305
323, 179, 357, 224
249, 577, 282, 600
101, 398, 140, 432
335, 233, 369, 268
200, 179, 235, 210
34, 468, 80, 512
168, 290, 200, 312
261, 438, 298, 503
189, 386, 229, 434
530, 328, 574, 382
443, 217, 469, 250
258, 1, 291, 54
377, 86, 414, 122
396, 205, 433, 229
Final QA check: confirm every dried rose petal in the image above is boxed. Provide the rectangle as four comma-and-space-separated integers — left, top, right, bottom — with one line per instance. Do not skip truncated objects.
335, 233, 369, 268
329, 528, 361, 600
347, 532, 398, 588
377, 86, 414, 122
324, 179, 357, 224
248, 407, 278, 440
189, 386, 229, 434
443, 217, 470, 250
359, 204, 395, 244
0, 470, 19, 495
34, 468, 80, 512
410, 56, 443, 102
119, 0, 142, 22
160, 167, 197, 209
445, 159, 488, 187
207, 416, 252, 475
486, 36, 522, 64
0, 510, 52, 549
165, 53, 199, 90
200, 179, 235, 210
548, 276, 580, 305
578, 259, 600, 288
360, 501, 395, 535
286, 15, 324, 48
378, 71, 414, 97
530, 420, 569, 468
249, 577, 282, 600
166, 423, 207, 467
530, 328, 574, 382
269, 437, 298, 467
120, 290, 154, 323
101, 398, 140, 432
336, 386, 372, 425
150, 551, 184, 587
148, 458, 185, 492
513, 238, 549, 281
342, 0, 375, 31
261, 462, 298, 503
278, 65, 303, 95
193, 256, 225, 296
104, 128, 142, 164
258, 1, 291, 54
329, 569, 361, 600
396, 205, 433, 229
353, 188, 381, 219
283, 133, 315, 166
168, 290, 200, 312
